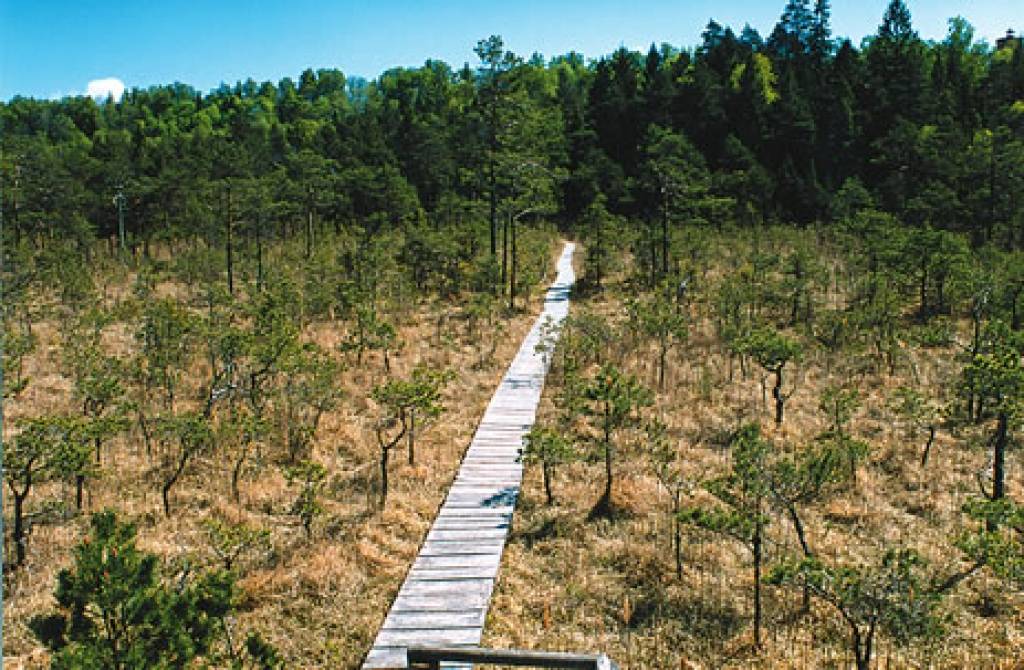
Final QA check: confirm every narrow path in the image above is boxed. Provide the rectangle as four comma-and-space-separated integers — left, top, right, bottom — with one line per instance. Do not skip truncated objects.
362, 242, 576, 669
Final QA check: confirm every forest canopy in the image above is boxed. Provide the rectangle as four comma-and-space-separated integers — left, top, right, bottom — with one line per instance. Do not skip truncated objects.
1, 0, 1022, 249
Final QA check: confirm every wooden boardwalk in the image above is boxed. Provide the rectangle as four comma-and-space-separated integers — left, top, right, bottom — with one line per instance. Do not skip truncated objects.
362, 242, 576, 669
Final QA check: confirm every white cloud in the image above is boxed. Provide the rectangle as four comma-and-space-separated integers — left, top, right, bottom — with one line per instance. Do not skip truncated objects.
86, 77, 125, 101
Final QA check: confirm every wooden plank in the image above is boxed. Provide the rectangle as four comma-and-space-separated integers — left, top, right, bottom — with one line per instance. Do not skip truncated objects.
391, 594, 492, 614
454, 469, 524, 475
420, 533, 507, 545
459, 456, 520, 462
454, 466, 518, 473
443, 492, 519, 503
462, 447, 523, 453
434, 508, 513, 518
444, 485, 519, 494
448, 485, 520, 495
430, 517, 510, 527
458, 458, 520, 464
432, 512, 512, 522
363, 646, 406, 669
442, 495, 519, 505
452, 479, 520, 491
429, 521, 510, 531
418, 543, 506, 557
427, 527, 509, 537
417, 546, 504, 559
441, 499, 518, 510
363, 243, 576, 669
374, 628, 481, 647
413, 554, 503, 570
408, 565, 501, 580
423, 532, 507, 545
452, 477, 520, 483
412, 551, 502, 565
459, 459, 520, 465
460, 452, 523, 458
451, 477, 520, 485
442, 501, 520, 512
429, 522, 510, 533
440, 501, 517, 511
453, 471, 520, 478
383, 611, 486, 630
455, 467, 521, 474
443, 493, 519, 503
446, 483, 519, 491
452, 477, 519, 484
442, 488, 518, 498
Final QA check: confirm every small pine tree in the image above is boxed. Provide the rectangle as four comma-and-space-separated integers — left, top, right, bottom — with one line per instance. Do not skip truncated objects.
284, 461, 328, 538
769, 548, 944, 670
681, 423, 772, 647
739, 326, 801, 425
520, 426, 575, 505
30, 510, 281, 669
578, 363, 652, 517
627, 284, 689, 391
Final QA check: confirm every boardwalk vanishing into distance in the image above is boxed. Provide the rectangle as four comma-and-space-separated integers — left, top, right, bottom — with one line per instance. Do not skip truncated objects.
362, 242, 576, 670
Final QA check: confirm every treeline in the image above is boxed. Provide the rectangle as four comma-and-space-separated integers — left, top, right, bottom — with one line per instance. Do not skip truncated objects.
2, 0, 1023, 262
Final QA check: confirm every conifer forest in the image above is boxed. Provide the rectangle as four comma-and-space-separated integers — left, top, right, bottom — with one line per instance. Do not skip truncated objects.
2, 0, 1024, 667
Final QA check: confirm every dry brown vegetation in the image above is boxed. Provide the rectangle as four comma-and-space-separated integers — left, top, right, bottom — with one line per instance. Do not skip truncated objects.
2, 234, 560, 669
485, 228, 1024, 669
6, 223, 1024, 670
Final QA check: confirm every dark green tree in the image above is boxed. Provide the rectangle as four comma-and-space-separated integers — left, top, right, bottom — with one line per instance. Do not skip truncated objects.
769, 549, 944, 670
30, 511, 280, 669
961, 320, 1024, 502
520, 425, 575, 505
890, 386, 941, 466
739, 326, 801, 425
578, 363, 652, 516
283, 461, 328, 538
6, 417, 85, 566
681, 423, 772, 647
627, 285, 689, 391
474, 35, 523, 259
156, 412, 214, 518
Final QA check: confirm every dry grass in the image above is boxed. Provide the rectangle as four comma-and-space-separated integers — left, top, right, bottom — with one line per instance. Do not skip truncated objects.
484, 237, 1024, 669
3, 243, 561, 669
7, 232, 1024, 669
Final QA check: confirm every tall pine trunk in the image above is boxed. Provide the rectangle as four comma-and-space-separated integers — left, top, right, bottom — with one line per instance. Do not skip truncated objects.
509, 215, 517, 311
407, 411, 416, 466
225, 184, 234, 296
753, 517, 763, 648
380, 445, 390, 509
13, 490, 27, 566
773, 367, 785, 425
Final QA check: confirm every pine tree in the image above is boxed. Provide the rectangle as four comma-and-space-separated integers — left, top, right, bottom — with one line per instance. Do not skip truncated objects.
809, 0, 833, 62
681, 424, 772, 647
578, 363, 652, 517
770, 549, 944, 670
29, 511, 281, 669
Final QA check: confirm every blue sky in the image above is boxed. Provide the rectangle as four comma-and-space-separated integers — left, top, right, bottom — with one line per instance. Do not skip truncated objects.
1, 1, 1019, 101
